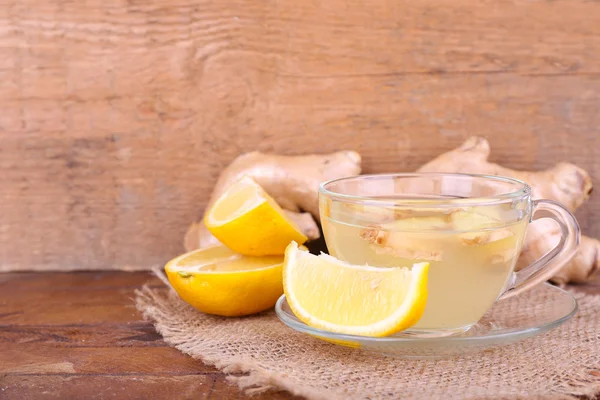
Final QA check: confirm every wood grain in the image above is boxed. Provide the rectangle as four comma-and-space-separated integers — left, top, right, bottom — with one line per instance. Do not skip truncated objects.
0, 271, 162, 291
0, 324, 165, 347
0, 271, 301, 399
1, 0, 599, 271
0, 272, 159, 325
0, 375, 298, 400
0, 288, 145, 325
0, 344, 213, 375
0, 375, 214, 400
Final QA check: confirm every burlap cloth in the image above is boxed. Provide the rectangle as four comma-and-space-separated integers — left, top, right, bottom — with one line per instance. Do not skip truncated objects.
135, 275, 600, 400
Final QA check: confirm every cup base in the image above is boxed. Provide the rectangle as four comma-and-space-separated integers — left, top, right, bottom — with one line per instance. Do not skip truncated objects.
400, 324, 474, 338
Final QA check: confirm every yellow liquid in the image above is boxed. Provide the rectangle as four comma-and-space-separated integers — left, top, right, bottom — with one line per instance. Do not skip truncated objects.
321, 201, 528, 332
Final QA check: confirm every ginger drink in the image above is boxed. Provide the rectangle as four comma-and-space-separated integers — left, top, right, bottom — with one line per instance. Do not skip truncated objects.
320, 197, 529, 334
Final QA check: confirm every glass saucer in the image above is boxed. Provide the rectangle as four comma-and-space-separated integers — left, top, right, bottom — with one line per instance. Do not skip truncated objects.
275, 283, 577, 358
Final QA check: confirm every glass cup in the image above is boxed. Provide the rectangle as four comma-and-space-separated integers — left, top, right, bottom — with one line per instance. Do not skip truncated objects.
319, 173, 580, 336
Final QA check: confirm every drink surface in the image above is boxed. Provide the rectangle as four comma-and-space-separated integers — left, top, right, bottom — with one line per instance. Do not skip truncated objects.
321, 195, 529, 332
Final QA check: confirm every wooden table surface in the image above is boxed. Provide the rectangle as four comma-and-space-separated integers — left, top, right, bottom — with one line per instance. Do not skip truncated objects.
1, 271, 599, 400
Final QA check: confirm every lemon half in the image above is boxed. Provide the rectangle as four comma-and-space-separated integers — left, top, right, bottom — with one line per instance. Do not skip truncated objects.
165, 245, 284, 316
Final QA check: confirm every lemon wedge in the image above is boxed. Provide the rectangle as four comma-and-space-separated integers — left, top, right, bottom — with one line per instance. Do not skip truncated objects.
283, 242, 429, 337
204, 176, 308, 256
165, 245, 285, 316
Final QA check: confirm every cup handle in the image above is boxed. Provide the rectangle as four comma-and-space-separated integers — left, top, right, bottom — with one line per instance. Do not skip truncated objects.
499, 199, 580, 300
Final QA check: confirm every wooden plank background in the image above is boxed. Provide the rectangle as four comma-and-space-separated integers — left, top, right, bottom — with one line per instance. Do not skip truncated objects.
0, 0, 598, 270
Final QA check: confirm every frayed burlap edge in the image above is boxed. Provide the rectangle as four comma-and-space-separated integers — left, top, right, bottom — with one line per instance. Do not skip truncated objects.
135, 270, 600, 400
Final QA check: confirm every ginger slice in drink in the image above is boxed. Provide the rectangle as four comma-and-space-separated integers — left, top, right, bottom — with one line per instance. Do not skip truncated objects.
450, 209, 503, 245
482, 229, 520, 264
360, 216, 450, 261
450, 209, 520, 264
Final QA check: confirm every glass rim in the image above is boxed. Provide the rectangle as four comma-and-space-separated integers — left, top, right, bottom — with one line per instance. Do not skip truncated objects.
319, 172, 531, 207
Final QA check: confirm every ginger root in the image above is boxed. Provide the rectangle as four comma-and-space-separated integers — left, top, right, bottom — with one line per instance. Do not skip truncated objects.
418, 136, 598, 284
517, 219, 600, 285
418, 137, 593, 211
184, 151, 362, 251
